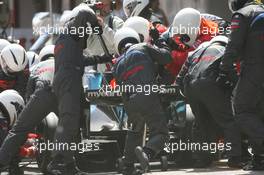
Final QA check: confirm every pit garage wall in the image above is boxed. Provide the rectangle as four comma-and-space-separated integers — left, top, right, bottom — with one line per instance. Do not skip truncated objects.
5, 0, 74, 50
160, 0, 232, 24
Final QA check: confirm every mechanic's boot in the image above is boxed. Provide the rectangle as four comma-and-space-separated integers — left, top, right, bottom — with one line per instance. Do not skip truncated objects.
47, 160, 88, 175
9, 159, 24, 175
228, 156, 245, 169
135, 146, 150, 173
9, 166, 24, 175
122, 163, 142, 175
243, 155, 264, 171
192, 152, 213, 168
0, 163, 9, 173
241, 141, 252, 163
192, 158, 212, 168
193, 160, 212, 168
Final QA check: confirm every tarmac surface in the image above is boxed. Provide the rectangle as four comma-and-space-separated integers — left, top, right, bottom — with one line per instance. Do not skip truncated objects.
1, 160, 264, 175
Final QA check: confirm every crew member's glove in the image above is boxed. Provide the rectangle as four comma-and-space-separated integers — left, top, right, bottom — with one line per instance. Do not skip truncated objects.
35, 80, 51, 91
216, 71, 230, 89
216, 69, 238, 89
149, 27, 160, 43
99, 54, 113, 63
80, 10, 103, 35
167, 38, 180, 50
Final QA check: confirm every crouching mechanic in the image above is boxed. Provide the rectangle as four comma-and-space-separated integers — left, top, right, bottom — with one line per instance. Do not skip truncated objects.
113, 27, 172, 174
0, 90, 25, 174
0, 54, 56, 174
0, 43, 29, 97
0, 45, 111, 175
0, 43, 28, 174
176, 36, 242, 168
47, 3, 112, 175
0, 43, 28, 146
155, 8, 221, 149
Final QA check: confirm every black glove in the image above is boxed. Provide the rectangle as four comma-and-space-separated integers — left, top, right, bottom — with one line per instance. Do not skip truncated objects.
167, 38, 179, 50
216, 70, 238, 89
216, 72, 230, 89
98, 54, 113, 63
35, 80, 51, 91
70, 10, 97, 29
78, 10, 103, 35
149, 27, 160, 42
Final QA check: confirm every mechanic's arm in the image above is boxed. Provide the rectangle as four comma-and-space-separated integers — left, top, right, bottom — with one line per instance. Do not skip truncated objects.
83, 54, 113, 66
25, 76, 36, 102
146, 43, 172, 65
14, 71, 29, 99
175, 56, 192, 90
220, 13, 248, 72
101, 16, 124, 44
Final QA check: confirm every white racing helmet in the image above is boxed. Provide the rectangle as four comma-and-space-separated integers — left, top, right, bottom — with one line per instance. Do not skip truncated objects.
39, 45, 55, 61
59, 10, 73, 27
49, 5, 94, 35
26, 51, 40, 68
123, 0, 149, 17
171, 8, 201, 47
0, 90, 25, 126
71, 3, 95, 16
0, 39, 11, 52
0, 44, 28, 74
123, 16, 150, 42
114, 27, 140, 55
228, 0, 249, 13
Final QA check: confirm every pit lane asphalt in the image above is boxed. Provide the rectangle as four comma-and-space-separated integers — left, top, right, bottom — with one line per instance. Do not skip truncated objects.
1, 160, 264, 175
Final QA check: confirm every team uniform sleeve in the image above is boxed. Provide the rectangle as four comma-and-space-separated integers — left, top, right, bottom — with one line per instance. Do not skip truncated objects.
175, 55, 193, 90
220, 13, 248, 72
146, 44, 172, 65
25, 76, 36, 102
14, 71, 29, 99
83, 55, 112, 66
